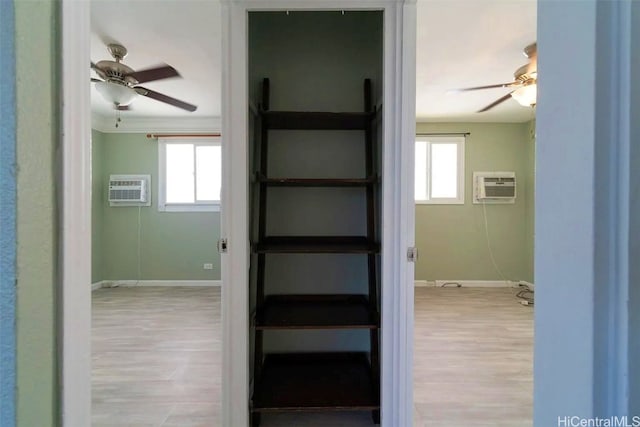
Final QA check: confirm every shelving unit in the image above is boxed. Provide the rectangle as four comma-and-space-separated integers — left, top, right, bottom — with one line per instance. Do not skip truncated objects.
257, 295, 378, 330
250, 77, 381, 426
254, 236, 378, 253
252, 353, 379, 411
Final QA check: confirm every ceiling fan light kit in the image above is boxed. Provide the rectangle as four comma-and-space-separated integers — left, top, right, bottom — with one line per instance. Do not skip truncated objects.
95, 80, 138, 107
510, 83, 537, 107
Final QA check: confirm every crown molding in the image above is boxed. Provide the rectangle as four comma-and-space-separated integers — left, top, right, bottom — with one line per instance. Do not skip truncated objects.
91, 112, 221, 133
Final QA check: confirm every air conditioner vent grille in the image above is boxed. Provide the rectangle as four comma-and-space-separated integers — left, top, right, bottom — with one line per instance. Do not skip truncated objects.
109, 187, 143, 201
108, 174, 151, 206
473, 172, 516, 204
111, 180, 141, 187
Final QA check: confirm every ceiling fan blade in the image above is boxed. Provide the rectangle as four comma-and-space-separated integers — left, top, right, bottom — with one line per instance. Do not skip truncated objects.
477, 92, 514, 112
126, 64, 180, 84
91, 78, 103, 83
134, 86, 197, 112
452, 82, 520, 92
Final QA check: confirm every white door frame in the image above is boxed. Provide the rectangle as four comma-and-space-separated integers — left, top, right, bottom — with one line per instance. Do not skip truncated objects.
381, 2, 416, 426
60, 1, 92, 426
219, 1, 250, 426
220, 1, 416, 426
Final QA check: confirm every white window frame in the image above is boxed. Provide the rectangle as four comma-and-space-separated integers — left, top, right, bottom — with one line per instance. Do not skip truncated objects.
158, 136, 221, 212
415, 136, 465, 205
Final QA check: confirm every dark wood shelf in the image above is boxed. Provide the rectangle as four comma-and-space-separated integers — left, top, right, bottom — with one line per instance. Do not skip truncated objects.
257, 174, 377, 187
254, 236, 379, 253
256, 294, 379, 330
261, 111, 373, 130
252, 352, 379, 412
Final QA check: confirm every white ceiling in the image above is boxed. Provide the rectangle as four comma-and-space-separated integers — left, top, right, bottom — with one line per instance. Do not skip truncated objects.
90, 0, 536, 128
416, 0, 537, 122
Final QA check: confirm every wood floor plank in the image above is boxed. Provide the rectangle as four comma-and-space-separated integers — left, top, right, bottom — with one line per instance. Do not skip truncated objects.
92, 286, 532, 426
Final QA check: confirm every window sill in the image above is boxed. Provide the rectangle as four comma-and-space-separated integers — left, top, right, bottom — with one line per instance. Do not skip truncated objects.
158, 204, 221, 213
415, 200, 464, 205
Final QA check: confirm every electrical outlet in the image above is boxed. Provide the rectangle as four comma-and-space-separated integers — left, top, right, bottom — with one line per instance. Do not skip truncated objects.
203, 263, 213, 270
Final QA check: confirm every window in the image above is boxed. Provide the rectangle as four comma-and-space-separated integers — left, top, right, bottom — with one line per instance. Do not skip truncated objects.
158, 137, 221, 212
415, 136, 465, 204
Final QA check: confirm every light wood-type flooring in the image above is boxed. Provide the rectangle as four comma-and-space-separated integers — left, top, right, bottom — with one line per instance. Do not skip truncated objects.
92, 287, 221, 427
413, 287, 533, 427
92, 286, 532, 426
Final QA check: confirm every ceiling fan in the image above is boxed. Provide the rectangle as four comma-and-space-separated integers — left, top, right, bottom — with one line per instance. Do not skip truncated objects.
91, 43, 197, 113
455, 42, 537, 112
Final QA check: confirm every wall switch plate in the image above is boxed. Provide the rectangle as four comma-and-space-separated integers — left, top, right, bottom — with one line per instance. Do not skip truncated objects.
203, 263, 213, 270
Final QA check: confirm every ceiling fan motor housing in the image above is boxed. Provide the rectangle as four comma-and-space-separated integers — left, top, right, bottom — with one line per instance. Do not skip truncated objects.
514, 64, 535, 85
94, 60, 139, 86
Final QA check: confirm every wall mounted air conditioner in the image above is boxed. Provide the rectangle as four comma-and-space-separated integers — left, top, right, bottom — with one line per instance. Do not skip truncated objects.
473, 171, 516, 204
108, 174, 151, 207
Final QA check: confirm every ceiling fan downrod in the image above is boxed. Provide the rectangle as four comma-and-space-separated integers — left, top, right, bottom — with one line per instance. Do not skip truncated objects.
107, 43, 128, 63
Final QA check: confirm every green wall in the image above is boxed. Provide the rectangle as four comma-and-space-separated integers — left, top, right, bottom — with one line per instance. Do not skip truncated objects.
92, 122, 535, 283
91, 132, 221, 282
92, 130, 105, 283
15, 0, 58, 425
524, 120, 535, 284
415, 122, 534, 283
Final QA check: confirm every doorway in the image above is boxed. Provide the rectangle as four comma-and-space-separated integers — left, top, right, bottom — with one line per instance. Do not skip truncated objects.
412, 126, 535, 426
62, 1, 224, 425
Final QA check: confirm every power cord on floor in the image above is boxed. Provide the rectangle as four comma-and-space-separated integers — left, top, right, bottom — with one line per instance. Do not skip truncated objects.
516, 283, 534, 306
440, 281, 462, 288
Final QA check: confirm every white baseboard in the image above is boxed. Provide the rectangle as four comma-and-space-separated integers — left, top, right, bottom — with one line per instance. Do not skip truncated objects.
417, 280, 518, 288
414, 280, 436, 287
91, 281, 109, 291
518, 281, 535, 290
92, 280, 221, 290
435, 280, 517, 287
97, 279, 527, 290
